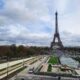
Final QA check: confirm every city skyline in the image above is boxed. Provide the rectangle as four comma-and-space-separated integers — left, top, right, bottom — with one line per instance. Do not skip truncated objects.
0, 0, 80, 46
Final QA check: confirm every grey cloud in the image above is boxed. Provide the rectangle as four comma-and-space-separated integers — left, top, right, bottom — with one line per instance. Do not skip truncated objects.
0, 0, 80, 46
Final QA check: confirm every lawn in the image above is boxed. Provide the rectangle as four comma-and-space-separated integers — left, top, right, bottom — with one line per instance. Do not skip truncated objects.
48, 56, 59, 64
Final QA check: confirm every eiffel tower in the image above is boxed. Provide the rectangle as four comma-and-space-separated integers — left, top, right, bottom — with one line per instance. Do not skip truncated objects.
50, 12, 63, 49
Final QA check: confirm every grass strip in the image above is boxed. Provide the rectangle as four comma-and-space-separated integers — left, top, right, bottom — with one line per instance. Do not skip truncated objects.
48, 56, 59, 64
0, 57, 35, 71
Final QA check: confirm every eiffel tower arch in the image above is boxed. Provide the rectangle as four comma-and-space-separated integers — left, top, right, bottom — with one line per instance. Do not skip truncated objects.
50, 12, 63, 49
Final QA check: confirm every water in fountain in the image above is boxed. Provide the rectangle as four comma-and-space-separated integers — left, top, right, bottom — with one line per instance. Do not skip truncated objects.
60, 55, 79, 68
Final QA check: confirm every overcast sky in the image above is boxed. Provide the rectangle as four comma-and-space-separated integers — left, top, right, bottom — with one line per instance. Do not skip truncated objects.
0, 0, 80, 47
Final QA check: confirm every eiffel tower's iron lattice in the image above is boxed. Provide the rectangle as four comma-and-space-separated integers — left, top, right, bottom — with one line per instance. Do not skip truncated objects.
51, 12, 63, 49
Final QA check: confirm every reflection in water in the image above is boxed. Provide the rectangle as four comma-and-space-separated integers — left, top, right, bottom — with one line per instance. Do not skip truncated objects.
60, 56, 79, 68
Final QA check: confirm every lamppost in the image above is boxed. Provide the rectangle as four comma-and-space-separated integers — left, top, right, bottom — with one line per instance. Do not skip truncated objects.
22, 53, 25, 67
6, 51, 10, 80
6, 55, 9, 80
23, 56, 25, 67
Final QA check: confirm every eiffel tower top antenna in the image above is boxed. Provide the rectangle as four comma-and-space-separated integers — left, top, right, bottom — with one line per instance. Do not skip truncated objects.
55, 11, 58, 34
